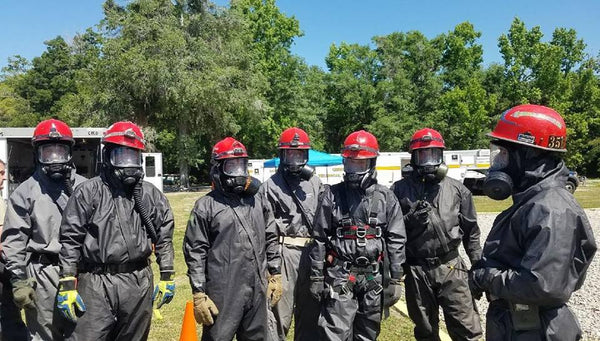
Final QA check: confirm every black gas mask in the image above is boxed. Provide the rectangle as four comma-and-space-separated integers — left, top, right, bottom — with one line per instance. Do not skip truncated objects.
483, 141, 561, 200
483, 142, 521, 200
37, 142, 73, 181
412, 147, 447, 182
105, 146, 144, 187
343, 157, 376, 190
280, 149, 313, 180
212, 157, 260, 196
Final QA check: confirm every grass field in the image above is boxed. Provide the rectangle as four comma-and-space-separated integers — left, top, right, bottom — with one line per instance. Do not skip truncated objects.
473, 179, 600, 212
149, 180, 600, 340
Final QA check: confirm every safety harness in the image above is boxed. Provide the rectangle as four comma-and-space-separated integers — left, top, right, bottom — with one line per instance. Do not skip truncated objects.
329, 187, 386, 295
335, 217, 382, 247
329, 254, 384, 295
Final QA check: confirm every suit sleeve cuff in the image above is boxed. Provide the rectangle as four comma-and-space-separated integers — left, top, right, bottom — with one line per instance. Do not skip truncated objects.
60, 265, 78, 277
391, 270, 404, 281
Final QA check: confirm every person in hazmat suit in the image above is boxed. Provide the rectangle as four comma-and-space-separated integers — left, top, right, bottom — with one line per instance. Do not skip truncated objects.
1, 119, 87, 340
184, 137, 280, 341
57, 121, 175, 340
261, 127, 323, 340
309, 130, 406, 341
470, 104, 597, 341
391, 127, 483, 341
0, 157, 28, 341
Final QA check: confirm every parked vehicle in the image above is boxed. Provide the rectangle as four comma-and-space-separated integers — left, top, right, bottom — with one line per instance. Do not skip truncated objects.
566, 170, 580, 193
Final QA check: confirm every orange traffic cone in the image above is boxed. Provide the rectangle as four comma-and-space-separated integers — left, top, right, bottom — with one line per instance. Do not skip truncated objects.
179, 301, 198, 341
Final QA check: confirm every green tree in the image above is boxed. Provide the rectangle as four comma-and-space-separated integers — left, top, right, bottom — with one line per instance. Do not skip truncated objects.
95, 0, 266, 187
368, 31, 444, 151
437, 22, 483, 89
13, 37, 76, 117
0, 55, 30, 80
232, 0, 325, 157
0, 82, 36, 126
323, 42, 380, 152
498, 18, 544, 104
435, 80, 496, 149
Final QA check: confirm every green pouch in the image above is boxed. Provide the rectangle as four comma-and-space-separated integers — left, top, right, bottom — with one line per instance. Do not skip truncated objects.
509, 302, 541, 331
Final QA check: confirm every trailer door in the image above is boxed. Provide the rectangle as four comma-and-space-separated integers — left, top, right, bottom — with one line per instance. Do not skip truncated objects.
142, 153, 163, 193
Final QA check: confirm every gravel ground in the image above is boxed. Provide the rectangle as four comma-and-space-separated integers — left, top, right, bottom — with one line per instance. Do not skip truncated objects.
454, 208, 600, 340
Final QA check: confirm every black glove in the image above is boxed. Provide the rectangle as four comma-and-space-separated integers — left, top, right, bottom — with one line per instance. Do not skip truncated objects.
405, 200, 431, 226
309, 277, 325, 302
382, 278, 403, 308
468, 268, 486, 300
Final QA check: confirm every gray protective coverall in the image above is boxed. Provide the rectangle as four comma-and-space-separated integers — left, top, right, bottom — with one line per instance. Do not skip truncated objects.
183, 187, 279, 341
475, 162, 596, 341
0, 196, 28, 341
391, 175, 483, 341
311, 183, 406, 341
59, 173, 175, 341
1, 169, 86, 340
260, 170, 323, 341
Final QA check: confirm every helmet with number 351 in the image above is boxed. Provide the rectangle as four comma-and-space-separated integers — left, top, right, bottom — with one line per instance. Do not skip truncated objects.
487, 104, 567, 152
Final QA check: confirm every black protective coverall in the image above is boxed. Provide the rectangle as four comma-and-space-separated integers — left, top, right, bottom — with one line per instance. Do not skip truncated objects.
311, 183, 406, 341
260, 169, 323, 340
59, 174, 175, 341
183, 187, 279, 341
391, 175, 483, 341
476, 162, 596, 341
2, 168, 86, 340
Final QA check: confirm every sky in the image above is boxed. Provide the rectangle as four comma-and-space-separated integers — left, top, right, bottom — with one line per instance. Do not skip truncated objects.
1, 0, 599, 71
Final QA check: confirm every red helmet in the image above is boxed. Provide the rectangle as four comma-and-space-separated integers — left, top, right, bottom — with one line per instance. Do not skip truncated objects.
32, 119, 74, 146
278, 127, 310, 149
102, 121, 146, 150
341, 130, 379, 159
409, 128, 445, 151
212, 137, 248, 161
488, 104, 567, 152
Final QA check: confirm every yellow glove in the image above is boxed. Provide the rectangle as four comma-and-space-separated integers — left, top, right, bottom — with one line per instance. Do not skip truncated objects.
193, 292, 219, 326
153, 272, 176, 309
267, 273, 283, 307
56, 277, 86, 323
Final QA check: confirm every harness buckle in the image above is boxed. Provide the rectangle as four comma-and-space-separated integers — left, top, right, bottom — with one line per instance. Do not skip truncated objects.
355, 225, 367, 238
355, 256, 370, 267
357, 236, 367, 247
341, 218, 353, 227
340, 284, 352, 295
368, 216, 378, 226
372, 283, 383, 295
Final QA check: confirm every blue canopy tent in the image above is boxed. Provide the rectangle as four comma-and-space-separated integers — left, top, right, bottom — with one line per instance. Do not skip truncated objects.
263, 149, 343, 168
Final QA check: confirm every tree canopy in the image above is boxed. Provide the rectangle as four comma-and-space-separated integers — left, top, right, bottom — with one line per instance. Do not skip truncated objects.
2, 2, 599, 179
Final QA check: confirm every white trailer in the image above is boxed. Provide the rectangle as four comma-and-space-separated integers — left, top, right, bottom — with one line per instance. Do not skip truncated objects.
249, 149, 491, 191
0, 127, 164, 199
248, 159, 346, 185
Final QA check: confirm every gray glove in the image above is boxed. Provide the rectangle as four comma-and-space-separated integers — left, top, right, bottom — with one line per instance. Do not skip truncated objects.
12, 278, 36, 309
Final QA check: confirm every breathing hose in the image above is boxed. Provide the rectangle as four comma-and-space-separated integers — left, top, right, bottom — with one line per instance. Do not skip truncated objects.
133, 182, 158, 244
